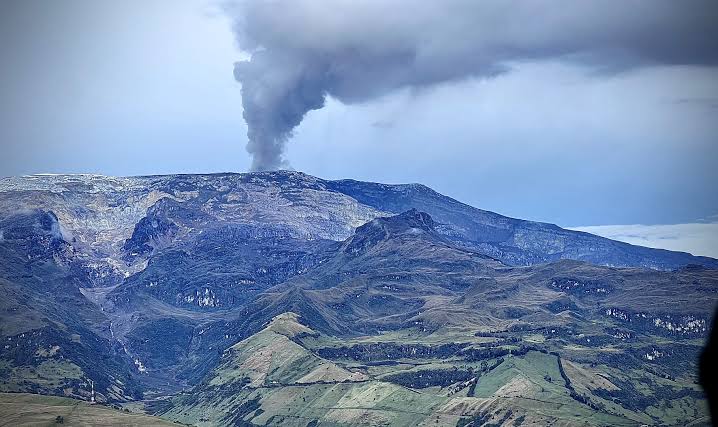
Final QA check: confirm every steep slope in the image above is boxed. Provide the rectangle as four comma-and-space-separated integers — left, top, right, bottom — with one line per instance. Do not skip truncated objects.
146, 210, 715, 426
202, 313, 367, 389
0, 172, 388, 285
228, 209, 506, 336
162, 312, 671, 426
96, 225, 337, 390
1, 171, 714, 277
1, 172, 717, 426
0, 211, 143, 402
328, 179, 718, 269
227, 210, 718, 339
161, 313, 447, 427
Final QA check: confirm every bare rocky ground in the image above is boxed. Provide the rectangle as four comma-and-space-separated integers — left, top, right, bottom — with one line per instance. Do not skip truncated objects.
0, 172, 715, 426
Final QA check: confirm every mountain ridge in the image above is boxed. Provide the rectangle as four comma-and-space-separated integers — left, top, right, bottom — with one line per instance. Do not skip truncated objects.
1, 171, 717, 426
1, 171, 714, 272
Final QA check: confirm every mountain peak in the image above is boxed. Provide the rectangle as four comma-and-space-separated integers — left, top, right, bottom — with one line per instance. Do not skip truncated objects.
263, 312, 316, 338
341, 209, 437, 255
365, 209, 435, 234
393, 208, 435, 229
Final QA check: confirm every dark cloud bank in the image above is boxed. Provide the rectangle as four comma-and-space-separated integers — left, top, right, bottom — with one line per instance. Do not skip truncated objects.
224, 0, 718, 171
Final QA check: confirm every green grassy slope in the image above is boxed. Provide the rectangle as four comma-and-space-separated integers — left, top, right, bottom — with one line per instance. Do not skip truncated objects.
0, 393, 177, 426
160, 312, 709, 426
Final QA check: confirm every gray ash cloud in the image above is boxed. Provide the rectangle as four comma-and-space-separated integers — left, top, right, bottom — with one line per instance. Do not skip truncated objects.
225, 0, 718, 171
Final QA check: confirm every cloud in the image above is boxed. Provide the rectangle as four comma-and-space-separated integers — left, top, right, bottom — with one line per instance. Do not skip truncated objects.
569, 222, 718, 259
224, 0, 718, 170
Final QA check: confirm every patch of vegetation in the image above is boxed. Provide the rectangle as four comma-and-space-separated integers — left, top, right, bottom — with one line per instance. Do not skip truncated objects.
384, 367, 474, 388
592, 374, 704, 413
544, 298, 579, 313
317, 342, 468, 361
457, 410, 514, 427
221, 395, 262, 426
462, 344, 541, 361
467, 358, 504, 397
555, 353, 604, 411
513, 415, 526, 426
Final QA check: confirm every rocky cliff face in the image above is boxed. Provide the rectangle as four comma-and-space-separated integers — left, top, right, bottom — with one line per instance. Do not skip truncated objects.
1, 171, 716, 424
0, 172, 389, 286
1, 171, 714, 282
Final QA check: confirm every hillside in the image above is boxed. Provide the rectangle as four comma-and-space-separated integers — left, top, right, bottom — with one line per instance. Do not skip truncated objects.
1, 172, 714, 275
0, 171, 716, 426
160, 312, 709, 426
0, 393, 176, 426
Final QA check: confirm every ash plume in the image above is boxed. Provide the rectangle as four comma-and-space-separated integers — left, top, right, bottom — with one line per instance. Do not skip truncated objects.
225, 0, 718, 171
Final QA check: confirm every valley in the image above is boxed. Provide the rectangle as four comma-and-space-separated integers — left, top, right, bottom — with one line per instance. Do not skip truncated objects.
0, 171, 715, 426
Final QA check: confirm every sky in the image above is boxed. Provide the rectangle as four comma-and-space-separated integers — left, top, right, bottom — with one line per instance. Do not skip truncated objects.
0, 1, 717, 257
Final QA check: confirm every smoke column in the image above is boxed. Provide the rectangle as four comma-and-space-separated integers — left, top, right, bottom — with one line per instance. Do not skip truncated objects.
225, 0, 718, 171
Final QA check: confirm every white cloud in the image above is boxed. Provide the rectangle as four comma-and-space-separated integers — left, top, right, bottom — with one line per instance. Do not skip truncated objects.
569, 222, 718, 259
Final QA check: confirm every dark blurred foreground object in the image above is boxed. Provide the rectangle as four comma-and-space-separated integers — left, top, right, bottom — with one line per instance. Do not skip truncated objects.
700, 307, 718, 422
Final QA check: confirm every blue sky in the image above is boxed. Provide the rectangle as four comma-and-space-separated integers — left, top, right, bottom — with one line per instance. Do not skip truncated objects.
1, 1, 717, 257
